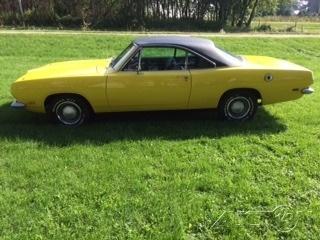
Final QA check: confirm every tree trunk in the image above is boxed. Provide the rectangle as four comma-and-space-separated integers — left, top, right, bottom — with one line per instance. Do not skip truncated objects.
17, 0, 23, 15
246, 0, 259, 27
237, 0, 251, 27
17, 0, 24, 26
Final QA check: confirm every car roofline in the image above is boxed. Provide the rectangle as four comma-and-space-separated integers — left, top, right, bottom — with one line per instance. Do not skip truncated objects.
132, 37, 242, 67
117, 43, 217, 71
136, 43, 217, 63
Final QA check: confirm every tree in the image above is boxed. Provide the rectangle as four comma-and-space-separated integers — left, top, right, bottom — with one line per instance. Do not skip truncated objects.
277, 0, 298, 16
17, 0, 23, 15
0, 0, 270, 30
308, 0, 320, 14
256, 0, 278, 16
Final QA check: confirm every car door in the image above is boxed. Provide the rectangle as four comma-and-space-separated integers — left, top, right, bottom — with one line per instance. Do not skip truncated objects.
186, 51, 225, 109
107, 47, 191, 111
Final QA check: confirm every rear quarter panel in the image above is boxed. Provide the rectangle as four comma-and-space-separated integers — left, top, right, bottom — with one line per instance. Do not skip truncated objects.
189, 67, 313, 109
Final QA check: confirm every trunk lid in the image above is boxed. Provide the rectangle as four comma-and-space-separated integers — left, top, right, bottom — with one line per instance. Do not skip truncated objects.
242, 55, 309, 71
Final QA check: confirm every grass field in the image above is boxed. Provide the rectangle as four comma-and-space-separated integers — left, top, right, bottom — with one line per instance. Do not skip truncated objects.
0, 33, 319, 239
252, 17, 320, 34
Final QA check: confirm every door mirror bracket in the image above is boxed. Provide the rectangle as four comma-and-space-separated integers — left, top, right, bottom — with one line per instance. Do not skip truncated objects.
137, 66, 142, 74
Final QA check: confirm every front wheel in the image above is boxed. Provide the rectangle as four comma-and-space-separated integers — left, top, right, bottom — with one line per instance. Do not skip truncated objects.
47, 95, 92, 126
218, 92, 258, 121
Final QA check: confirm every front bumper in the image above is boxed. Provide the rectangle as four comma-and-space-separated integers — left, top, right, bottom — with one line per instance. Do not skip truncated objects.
11, 100, 25, 108
301, 87, 314, 95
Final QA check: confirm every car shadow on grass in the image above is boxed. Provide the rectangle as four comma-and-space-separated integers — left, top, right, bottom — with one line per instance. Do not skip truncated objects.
0, 103, 287, 146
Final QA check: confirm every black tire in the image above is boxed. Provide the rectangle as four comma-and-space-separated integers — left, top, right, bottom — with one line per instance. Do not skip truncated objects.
47, 95, 92, 126
218, 91, 258, 121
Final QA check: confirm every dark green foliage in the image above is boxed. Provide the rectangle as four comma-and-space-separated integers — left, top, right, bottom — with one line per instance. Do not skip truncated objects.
255, 23, 272, 31
143, 19, 222, 32
285, 25, 296, 32
56, 15, 82, 28
0, 0, 270, 30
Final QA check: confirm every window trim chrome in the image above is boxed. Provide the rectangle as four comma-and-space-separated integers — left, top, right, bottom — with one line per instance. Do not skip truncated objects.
112, 44, 139, 71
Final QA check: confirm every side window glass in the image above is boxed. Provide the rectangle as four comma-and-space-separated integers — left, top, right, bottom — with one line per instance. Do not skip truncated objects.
187, 52, 216, 70
142, 47, 174, 58
122, 51, 140, 71
176, 48, 186, 58
174, 48, 187, 69
140, 47, 186, 71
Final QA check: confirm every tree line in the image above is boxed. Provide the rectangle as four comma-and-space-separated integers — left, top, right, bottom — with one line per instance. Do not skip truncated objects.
0, 0, 305, 31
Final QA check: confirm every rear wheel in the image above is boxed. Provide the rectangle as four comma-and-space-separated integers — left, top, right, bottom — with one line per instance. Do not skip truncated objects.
47, 95, 92, 126
218, 91, 258, 121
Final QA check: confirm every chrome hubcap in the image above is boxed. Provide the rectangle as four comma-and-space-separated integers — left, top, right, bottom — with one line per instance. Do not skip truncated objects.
62, 106, 78, 120
55, 101, 82, 125
226, 97, 251, 119
230, 101, 245, 114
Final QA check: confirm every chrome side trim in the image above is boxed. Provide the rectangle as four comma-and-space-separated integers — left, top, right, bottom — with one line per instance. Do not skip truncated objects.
301, 87, 314, 95
11, 100, 25, 108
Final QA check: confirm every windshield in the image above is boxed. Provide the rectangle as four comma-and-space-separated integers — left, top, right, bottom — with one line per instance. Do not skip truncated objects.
111, 43, 134, 68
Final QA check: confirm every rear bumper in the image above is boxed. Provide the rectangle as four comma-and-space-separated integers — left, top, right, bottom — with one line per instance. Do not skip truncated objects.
301, 87, 314, 95
11, 100, 25, 108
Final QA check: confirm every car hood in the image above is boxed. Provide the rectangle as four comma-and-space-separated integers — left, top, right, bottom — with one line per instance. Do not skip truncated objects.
17, 59, 111, 81
242, 55, 310, 71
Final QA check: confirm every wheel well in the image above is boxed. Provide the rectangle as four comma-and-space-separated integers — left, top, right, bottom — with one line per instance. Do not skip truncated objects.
219, 88, 262, 105
44, 93, 94, 113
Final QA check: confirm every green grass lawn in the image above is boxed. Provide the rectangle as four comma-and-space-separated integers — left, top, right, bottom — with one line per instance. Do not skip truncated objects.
0, 33, 319, 239
252, 17, 320, 34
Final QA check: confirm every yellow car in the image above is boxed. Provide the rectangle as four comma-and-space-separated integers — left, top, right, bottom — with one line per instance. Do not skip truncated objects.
11, 36, 314, 126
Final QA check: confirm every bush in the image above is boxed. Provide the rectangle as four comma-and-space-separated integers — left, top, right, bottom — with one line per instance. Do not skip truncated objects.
144, 19, 221, 32
255, 24, 272, 32
56, 15, 82, 28
0, 12, 21, 26
23, 8, 55, 26
225, 26, 251, 33
286, 26, 296, 32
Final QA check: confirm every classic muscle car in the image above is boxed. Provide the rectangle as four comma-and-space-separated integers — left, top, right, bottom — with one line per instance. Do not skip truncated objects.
11, 36, 314, 126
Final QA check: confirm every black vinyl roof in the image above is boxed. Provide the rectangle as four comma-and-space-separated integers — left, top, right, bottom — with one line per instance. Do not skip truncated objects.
134, 36, 214, 49
133, 36, 242, 67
